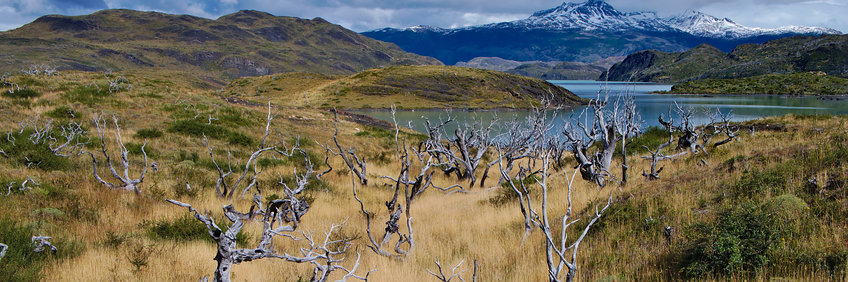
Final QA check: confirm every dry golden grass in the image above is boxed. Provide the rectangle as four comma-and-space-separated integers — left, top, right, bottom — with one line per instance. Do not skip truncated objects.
1, 71, 846, 281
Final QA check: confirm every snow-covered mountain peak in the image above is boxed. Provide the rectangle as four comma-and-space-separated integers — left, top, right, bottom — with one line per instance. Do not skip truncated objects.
367, 0, 840, 39
518, 0, 671, 31
667, 9, 840, 38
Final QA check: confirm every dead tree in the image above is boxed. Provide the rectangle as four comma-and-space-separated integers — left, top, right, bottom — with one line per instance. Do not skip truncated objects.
317, 110, 368, 186
480, 107, 549, 188
707, 110, 741, 149
31, 235, 57, 252
563, 94, 638, 187
105, 72, 132, 93
615, 92, 641, 185
168, 200, 371, 282
169, 150, 373, 282
205, 102, 289, 200
419, 115, 496, 187
662, 105, 741, 157
23, 64, 57, 76
4, 114, 85, 159
0, 243, 7, 261
86, 113, 148, 194
428, 257, 470, 282
356, 109, 461, 259
499, 114, 612, 281
4, 176, 39, 196
641, 131, 675, 181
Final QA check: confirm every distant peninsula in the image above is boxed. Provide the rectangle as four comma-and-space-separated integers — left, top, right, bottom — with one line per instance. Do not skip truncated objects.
658, 72, 848, 95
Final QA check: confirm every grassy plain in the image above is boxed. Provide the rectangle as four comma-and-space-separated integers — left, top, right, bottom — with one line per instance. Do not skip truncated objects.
0, 70, 846, 281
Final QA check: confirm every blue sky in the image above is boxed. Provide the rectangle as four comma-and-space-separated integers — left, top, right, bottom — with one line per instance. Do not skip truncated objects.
0, 0, 845, 32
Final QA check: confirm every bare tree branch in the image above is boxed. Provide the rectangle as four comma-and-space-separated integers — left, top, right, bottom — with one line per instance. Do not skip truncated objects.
31, 235, 57, 253
428, 257, 467, 282
86, 113, 147, 194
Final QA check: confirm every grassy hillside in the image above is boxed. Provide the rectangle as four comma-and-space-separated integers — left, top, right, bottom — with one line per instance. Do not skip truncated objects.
507, 61, 608, 80
223, 65, 585, 109
0, 70, 846, 281
0, 9, 440, 80
662, 72, 848, 95
604, 35, 848, 83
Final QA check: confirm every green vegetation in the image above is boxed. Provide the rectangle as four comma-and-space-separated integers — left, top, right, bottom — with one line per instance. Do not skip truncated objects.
0, 9, 439, 79
606, 35, 848, 83
0, 129, 71, 171
144, 214, 249, 246
488, 175, 538, 206
167, 119, 254, 147
506, 61, 607, 80
676, 203, 789, 278
45, 106, 80, 120
0, 219, 83, 281
134, 128, 163, 139
60, 84, 111, 106
2, 88, 40, 99
663, 73, 848, 95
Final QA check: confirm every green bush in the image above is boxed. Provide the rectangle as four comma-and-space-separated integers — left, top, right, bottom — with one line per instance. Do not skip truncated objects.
0, 129, 71, 171
125, 142, 156, 158
167, 119, 254, 147
622, 126, 671, 156
144, 214, 249, 246
0, 219, 83, 281
488, 175, 538, 206
732, 169, 787, 198
45, 106, 80, 120
61, 85, 110, 106
134, 128, 163, 139
676, 203, 785, 278
2, 88, 40, 99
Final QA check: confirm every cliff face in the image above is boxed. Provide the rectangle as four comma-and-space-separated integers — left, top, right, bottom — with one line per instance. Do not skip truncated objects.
0, 9, 441, 79
602, 35, 848, 83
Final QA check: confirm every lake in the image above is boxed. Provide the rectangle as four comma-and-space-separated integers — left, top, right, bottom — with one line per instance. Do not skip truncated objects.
357, 80, 848, 134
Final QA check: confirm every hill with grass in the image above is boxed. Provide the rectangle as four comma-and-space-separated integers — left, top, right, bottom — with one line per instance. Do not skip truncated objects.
222, 65, 585, 109
661, 72, 848, 95
0, 9, 441, 80
603, 35, 848, 83
506, 61, 609, 80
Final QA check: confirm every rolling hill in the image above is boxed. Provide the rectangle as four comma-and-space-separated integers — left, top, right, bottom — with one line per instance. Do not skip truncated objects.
0, 9, 441, 80
222, 65, 585, 109
603, 34, 848, 83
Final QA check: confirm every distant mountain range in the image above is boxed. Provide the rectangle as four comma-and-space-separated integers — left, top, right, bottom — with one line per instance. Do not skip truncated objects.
362, 0, 840, 65
0, 9, 440, 80
602, 34, 848, 83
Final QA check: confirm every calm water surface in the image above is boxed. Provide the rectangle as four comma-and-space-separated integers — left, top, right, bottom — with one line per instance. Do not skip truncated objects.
358, 80, 848, 134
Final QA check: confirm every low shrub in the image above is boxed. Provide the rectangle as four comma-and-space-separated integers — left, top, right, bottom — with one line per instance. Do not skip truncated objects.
488, 175, 538, 206
2, 88, 40, 99
0, 219, 84, 281
167, 119, 254, 147
45, 106, 80, 120
144, 214, 249, 246
61, 84, 110, 106
0, 129, 71, 171
134, 128, 163, 139
675, 203, 787, 278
